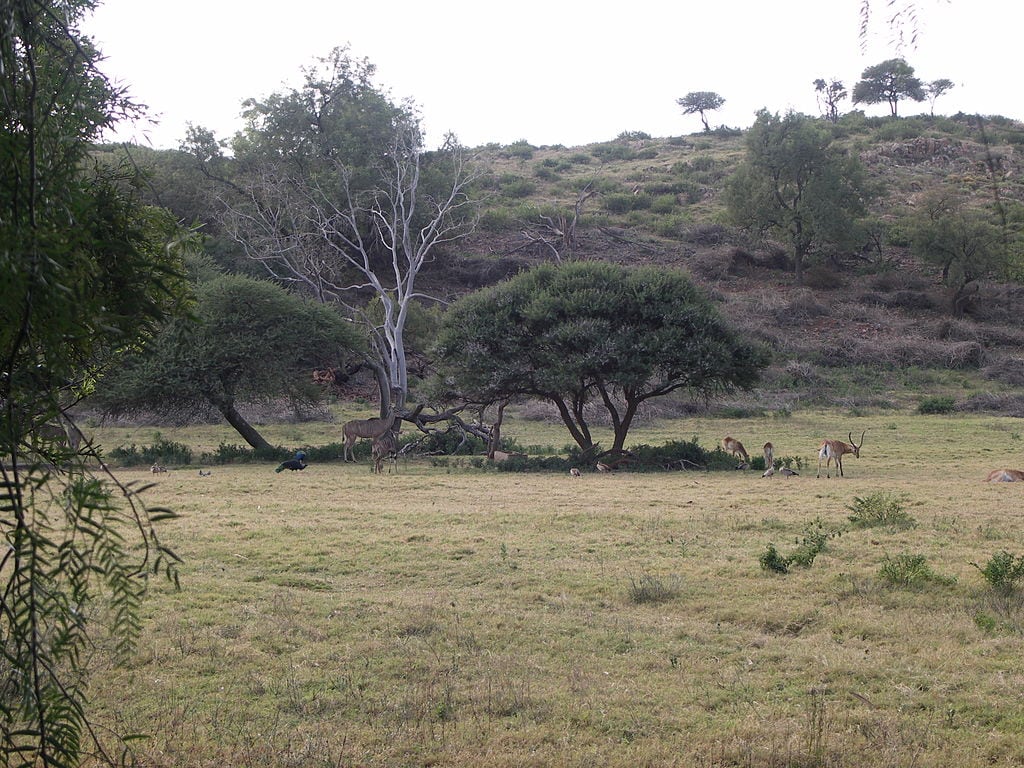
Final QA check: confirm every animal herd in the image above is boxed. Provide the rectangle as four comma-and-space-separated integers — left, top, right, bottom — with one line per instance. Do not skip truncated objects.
720, 431, 1023, 482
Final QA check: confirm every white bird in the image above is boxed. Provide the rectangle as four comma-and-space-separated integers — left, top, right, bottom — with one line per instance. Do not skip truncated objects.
762, 464, 775, 478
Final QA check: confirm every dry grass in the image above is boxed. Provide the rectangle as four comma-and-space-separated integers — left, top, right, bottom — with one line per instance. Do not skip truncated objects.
81, 411, 1024, 767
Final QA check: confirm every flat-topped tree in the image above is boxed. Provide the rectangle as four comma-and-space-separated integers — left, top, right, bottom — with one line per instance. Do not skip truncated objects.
852, 58, 926, 117
433, 262, 769, 457
676, 91, 725, 133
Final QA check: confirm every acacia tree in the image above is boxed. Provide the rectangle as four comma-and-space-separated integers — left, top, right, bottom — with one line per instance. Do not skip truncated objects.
96, 269, 364, 448
676, 91, 725, 133
724, 110, 870, 284
925, 78, 955, 115
433, 262, 768, 456
1, 1, 185, 763
187, 48, 481, 416
852, 58, 926, 116
813, 78, 847, 123
908, 188, 1008, 317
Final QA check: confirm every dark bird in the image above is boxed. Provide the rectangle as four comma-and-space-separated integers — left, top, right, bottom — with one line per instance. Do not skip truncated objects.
275, 450, 308, 473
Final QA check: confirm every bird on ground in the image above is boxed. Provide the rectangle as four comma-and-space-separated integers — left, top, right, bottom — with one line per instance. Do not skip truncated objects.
780, 467, 799, 477
198, 469, 212, 477
596, 462, 612, 473
275, 450, 308, 473
570, 467, 581, 477
762, 464, 775, 478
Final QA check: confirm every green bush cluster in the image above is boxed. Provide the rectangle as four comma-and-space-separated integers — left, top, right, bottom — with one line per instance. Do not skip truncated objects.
847, 492, 916, 529
760, 518, 842, 573
973, 551, 1024, 595
108, 437, 193, 467
879, 553, 952, 588
917, 395, 956, 414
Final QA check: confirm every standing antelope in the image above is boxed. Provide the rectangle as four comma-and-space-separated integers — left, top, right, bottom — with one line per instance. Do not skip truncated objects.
343, 406, 398, 462
371, 432, 399, 475
986, 469, 1024, 482
722, 436, 749, 463
817, 431, 865, 478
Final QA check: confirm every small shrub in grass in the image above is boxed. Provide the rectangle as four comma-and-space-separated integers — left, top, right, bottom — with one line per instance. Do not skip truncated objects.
972, 551, 1024, 595
917, 395, 956, 414
847, 492, 916, 530
760, 518, 842, 573
108, 436, 193, 467
627, 573, 681, 604
789, 517, 841, 568
879, 553, 952, 588
760, 544, 791, 574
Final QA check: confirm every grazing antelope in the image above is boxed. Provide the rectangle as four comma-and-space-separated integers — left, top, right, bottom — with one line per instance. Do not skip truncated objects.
817, 431, 865, 478
763, 442, 774, 469
722, 436, 749, 463
372, 432, 399, 475
986, 469, 1024, 482
343, 405, 398, 462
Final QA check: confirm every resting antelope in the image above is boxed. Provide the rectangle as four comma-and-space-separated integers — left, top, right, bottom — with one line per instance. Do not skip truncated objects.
817, 431, 865, 478
722, 436, 749, 464
371, 432, 399, 475
986, 469, 1024, 482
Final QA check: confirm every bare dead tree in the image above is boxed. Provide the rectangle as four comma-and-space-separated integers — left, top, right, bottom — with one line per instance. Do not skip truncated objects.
220, 126, 484, 414
517, 181, 597, 262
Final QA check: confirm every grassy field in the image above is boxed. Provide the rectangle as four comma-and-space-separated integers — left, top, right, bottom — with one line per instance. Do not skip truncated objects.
82, 411, 1024, 767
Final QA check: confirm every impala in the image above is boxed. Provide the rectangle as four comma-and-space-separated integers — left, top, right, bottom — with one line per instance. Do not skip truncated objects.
817, 431, 865, 478
722, 436, 749, 463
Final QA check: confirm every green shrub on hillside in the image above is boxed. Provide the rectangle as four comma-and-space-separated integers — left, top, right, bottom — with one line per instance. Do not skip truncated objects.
917, 395, 956, 414
505, 140, 535, 160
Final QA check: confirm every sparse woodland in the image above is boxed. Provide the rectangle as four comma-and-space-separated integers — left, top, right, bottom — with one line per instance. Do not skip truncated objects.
7, 4, 1024, 764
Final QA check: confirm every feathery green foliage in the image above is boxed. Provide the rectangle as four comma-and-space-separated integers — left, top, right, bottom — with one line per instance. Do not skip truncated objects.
1, 2, 184, 763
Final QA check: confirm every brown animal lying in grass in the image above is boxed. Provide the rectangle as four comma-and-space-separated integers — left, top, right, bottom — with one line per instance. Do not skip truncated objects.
986, 469, 1024, 482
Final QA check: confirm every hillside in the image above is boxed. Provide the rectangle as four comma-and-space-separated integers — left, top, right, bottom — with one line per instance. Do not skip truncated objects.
429, 114, 1024, 417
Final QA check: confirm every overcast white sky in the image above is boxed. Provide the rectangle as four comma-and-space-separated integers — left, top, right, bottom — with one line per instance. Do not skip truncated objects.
82, 0, 1022, 150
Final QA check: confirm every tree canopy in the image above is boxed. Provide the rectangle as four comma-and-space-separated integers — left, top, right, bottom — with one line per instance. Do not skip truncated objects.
97, 269, 365, 449
852, 58, 926, 116
676, 91, 726, 133
433, 262, 768, 456
724, 110, 871, 284
184, 47, 481, 415
907, 188, 1010, 317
